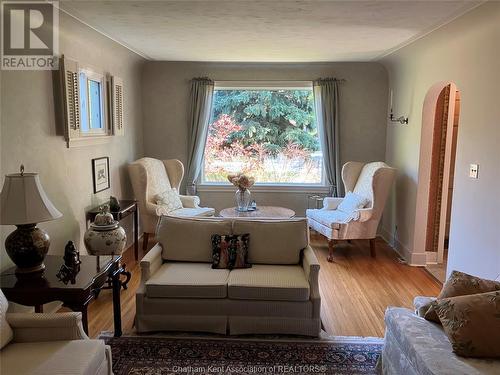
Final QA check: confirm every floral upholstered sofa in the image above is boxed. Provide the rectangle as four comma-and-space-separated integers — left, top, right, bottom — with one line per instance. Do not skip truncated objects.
378, 296, 500, 374
136, 216, 321, 336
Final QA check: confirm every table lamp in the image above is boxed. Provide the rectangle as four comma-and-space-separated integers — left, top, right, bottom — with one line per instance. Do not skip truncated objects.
0, 165, 62, 273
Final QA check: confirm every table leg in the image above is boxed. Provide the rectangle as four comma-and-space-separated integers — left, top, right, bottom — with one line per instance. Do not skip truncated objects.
112, 269, 123, 337
133, 205, 139, 261
120, 264, 132, 290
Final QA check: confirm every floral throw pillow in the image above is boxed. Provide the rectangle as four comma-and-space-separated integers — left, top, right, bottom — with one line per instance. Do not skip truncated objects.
424, 270, 500, 323
211, 234, 251, 270
154, 189, 183, 213
435, 291, 500, 358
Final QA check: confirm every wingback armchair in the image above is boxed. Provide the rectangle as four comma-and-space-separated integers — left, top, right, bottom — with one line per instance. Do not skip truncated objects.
306, 161, 396, 261
0, 290, 112, 374
128, 157, 215, 251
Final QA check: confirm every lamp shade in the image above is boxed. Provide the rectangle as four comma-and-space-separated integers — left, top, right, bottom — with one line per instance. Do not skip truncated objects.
0, 172, 62, 225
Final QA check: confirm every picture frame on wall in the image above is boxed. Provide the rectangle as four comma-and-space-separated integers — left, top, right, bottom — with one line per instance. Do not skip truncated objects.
92, 157, 110, 193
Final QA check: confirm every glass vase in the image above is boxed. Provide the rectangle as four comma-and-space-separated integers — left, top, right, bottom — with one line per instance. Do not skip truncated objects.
235, 188, 251, 211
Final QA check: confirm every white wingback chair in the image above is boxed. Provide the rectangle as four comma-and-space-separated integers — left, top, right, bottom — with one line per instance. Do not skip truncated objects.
0, 290, 112, 374
128, 157, 215, 251
306, 161, 396, 261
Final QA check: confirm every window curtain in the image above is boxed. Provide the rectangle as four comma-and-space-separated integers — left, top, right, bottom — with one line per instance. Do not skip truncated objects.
186, 77, 214, 194
313, 78, 342, 197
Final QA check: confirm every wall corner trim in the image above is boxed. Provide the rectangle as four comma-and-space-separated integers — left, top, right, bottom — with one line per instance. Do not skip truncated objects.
374, 1, 487, 61
56, 3, 150, 60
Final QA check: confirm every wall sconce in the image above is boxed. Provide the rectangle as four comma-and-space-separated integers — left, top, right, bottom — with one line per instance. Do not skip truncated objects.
390, 112, 409, 125
389, 90, 409, 124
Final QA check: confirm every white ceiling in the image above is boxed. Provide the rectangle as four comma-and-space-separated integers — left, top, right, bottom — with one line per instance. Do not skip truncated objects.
60, 0, 482, 62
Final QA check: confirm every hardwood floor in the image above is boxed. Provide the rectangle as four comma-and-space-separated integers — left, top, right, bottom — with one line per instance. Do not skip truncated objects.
311, 234, 440, 337
425, 248, 448, 284
86, 234, 440, 338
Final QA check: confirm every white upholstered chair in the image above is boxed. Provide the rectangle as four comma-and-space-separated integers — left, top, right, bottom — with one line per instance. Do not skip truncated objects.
306, 161, 396, 261
0, 290, 112, 374
128, 157, 215, 251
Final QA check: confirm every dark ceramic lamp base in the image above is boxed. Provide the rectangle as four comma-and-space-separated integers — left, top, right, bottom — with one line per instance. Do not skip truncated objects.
5, 224, 50, 274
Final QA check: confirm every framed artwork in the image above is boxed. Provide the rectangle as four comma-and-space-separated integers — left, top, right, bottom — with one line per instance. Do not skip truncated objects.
92, 157, 110, 193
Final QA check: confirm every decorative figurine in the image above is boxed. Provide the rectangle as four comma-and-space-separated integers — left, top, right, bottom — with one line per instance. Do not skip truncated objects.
63, 240, 81, 268
109, 196, 121, 212
57, 241, 81, 285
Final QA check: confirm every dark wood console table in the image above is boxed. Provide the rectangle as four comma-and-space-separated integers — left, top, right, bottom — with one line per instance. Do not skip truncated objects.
0, 255, 124, 337
86, 199, 139, 261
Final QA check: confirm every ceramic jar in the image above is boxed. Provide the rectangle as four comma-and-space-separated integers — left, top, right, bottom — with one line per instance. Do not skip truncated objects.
84, 208, 126, 256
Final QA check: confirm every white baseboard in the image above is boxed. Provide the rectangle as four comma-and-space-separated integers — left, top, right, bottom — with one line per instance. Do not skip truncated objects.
379, 227, 426, 266
410, 252, 427, 266
426, 252, 438, 264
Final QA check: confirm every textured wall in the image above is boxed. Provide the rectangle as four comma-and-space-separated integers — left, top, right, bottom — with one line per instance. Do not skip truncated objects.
381, 2, 500, 279
141, 62, 388, 216
0, 12, 145, 271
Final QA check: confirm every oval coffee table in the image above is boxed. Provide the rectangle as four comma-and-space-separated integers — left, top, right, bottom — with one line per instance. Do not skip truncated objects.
219, 206, 295, 219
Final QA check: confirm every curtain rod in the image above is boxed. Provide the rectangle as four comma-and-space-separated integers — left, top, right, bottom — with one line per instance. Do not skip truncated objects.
313, 78, 346, 83
190, 78, 346, 83
209, 79, 346, 82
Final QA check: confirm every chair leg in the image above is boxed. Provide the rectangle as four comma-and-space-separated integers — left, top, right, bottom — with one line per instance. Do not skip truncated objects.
142, 232, 150, 253
327, 240, 334, 262
369, 238, 376, 258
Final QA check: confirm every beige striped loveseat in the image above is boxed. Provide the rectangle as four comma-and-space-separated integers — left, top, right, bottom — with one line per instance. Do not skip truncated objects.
0, 290, 112, 375
136, 216, 321, 336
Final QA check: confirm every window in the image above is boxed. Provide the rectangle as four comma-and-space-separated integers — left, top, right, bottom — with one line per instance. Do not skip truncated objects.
202, 82, 323, 185
60, 55, 124, 147
79, 69, 107, 135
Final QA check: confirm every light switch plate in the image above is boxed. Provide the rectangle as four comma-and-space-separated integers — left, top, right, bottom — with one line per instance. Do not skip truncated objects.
469, 164, 479, 179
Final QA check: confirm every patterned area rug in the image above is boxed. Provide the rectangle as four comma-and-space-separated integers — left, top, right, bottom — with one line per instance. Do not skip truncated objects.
102, 334, 383, 374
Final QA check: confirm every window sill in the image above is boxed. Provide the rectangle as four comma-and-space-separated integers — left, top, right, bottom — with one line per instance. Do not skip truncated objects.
66, 135, 112, 148
197, 184, 330, 194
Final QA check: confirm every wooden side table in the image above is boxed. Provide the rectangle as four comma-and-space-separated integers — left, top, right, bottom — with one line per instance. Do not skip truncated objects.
0, 255, 124, 337
86, 200, 139, 261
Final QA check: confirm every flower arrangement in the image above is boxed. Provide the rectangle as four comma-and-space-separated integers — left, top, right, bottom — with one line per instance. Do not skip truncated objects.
227, 173, 255, 191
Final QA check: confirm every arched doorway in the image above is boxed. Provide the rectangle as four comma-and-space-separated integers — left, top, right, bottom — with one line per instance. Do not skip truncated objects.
413, 82, 460, 283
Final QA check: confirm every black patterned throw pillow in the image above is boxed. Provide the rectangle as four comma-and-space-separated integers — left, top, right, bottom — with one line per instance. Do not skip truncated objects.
211, 233, 251, 270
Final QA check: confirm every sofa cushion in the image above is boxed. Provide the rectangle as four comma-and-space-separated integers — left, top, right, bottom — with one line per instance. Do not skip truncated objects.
424, 270, 500, 322
384, 307, 499, 375
0, 339, 106, 375
228, 265, 310, 301
146, 263, 230, 298
413, 296, 436, 317
0, 290, 13, 349
232, 219, 308, 264
435, 291, 500, 358
157, 216, 231, 262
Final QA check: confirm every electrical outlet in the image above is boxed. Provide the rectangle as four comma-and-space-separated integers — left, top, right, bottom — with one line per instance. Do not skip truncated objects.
469, 164, 479, 179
